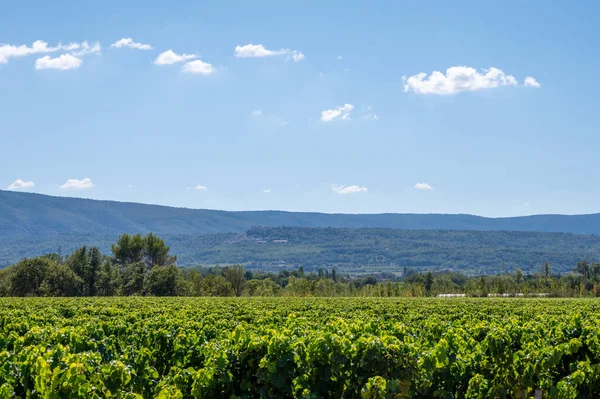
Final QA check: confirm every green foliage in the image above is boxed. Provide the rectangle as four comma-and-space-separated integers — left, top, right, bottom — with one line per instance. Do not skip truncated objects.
95, 262, 121, 296
143, 264, 186, 296
121, 262, 145, 296
6, 226, 600, 274
10, 257, 53, 296
2, 298, 600, 398
144, 233, 177, 268
189, 274, 234, 297
223, 264, 246, 297
112, 233, 145, 265
39, 262, 84, 296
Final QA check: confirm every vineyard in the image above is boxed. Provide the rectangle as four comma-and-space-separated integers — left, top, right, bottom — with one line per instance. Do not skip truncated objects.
1, 298, 600, 398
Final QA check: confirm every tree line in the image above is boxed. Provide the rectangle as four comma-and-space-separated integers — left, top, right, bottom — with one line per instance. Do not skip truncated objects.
1, 233, 599, 297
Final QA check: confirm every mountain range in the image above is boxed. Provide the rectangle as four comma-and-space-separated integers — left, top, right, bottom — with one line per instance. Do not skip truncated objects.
3, 189, 600, 238
2, 190, 600, 273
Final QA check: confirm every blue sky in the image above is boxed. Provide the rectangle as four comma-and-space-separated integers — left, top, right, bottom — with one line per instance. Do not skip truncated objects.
1, 0, 599, 217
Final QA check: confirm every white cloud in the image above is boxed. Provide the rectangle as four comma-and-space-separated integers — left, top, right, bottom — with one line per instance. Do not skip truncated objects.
337, 55, 343, 60
332, 184, 367, 195
110, 38, 152, 50
195, 185, 208, 190
235, 44, 276, 58
234, 44, 305, 62
154, 49, 197, 65
524, 202, 529, 206
278, 119, 289, 127
524, 76, 541, 88
262, 189, 272, 193
182, 60, 215, 75
70, 41, 101, 57
251, 110, 262, 117
321, 104, 354, 122
362, 105, 378, 120
414, 183, 433, 190
0, 40, 94, 64
60, 178, 94, 190
7, 179, 34, 190
403, 66, 518, 95
290, 51, 305, 62
35, 54, 82, 70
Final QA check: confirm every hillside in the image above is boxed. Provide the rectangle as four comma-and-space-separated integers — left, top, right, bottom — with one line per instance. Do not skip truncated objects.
3, 190, 600, 238
2, 226, 599, 274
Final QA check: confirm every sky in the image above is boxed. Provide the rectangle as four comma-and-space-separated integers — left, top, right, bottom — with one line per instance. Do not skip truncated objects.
1, 0, 599, 217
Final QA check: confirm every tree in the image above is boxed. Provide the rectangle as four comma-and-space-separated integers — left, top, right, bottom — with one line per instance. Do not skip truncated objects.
590, 262, 600, 284
478, 276, 487, 297
95, 262, 121, 296
285, 276, 313, 296
144, 264, 185, 296
245, 278, 280, 296
39, 263, 83, 296
543, 262, 551, 278
111, 234, 145, 265
112, 233, 176, 269
197, 275, 234, 296
424, 271, 434, 295
143, 233, 177, 268
515, 268, 523, 285
0, 267, 14, 296
86, 247, 103, 296
223, 265, 246, 297
121, 262, 145, 296
10, 258, 52, 296
575, 260, 590, 296
66, 246, 89, 281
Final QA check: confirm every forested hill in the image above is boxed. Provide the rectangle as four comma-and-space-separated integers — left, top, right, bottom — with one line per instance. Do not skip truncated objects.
3, 190, 600, 238
2, 227, 600, 274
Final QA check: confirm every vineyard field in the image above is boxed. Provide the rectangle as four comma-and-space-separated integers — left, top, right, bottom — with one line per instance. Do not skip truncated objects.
1, 297, 600, 398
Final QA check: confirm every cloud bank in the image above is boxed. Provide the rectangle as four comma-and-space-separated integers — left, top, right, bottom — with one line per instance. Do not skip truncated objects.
234, 44, 305, 62
321, 104, 354, 122
110, 38, 152, 50
60, 178, 94, 190
7, 179, 34, 190
403, 66, 520, 95
332, 184, 367, 194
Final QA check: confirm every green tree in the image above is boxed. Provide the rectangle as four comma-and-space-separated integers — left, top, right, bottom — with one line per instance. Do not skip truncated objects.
515, 268, 523, 285
144, 264, 186, 296
66, 246, 89, 281
245, 278, 280, 296
197, 275, 234, 296
39, 263, 84, 296
575, 260, 590, 296
121, 262, 145, 296
111, 234, 145, 265
543, 262, 551, 278
95, 262, 121, 296
143, 233, 177, 268
86, 247, 103, 296
223, 265, 246, 297
0, 267, 14, 296
10, 258, 53, 296
424, 271, 434, 295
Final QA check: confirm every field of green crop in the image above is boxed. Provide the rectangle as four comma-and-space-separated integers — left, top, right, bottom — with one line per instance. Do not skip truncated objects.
1, 298, 600, 398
